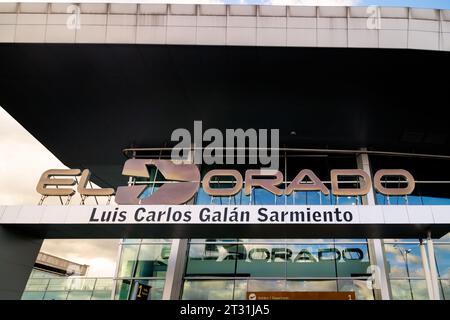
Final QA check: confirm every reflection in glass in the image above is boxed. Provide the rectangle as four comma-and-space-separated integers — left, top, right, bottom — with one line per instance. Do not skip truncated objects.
286, 244, 336, 277
185, 243, 238, 276
182, 280, 235, 300
234, 280, 248, 300
390, 280, 429, 300
47, 278, 71, 291
236, 243, 286, 277
117, 245, 139, 278
440, 280, 450, 300
335, 244, 370, 277
252, 188, 276, 205
385, 244, 424, 278
286, 280, 337, 292
70, 278, 96, 291
129, 279, 165, 300
134, 244, 170, 277
43, 291, 69, 300
338, 279, 374, 300
21, 292, 45, 300
434, 244, 450, 278
247, 279, 286, 292
114, 279, 131, 300
25, 278, 49, 291
67, 291, 92, 300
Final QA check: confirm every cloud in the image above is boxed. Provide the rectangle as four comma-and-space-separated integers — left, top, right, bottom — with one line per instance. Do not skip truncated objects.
40, 239, 120, 277
0, 107, 119, 277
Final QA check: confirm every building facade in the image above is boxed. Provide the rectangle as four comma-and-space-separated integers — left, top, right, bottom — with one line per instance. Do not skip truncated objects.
0, 2, 449, 301
20, 149, 450, 300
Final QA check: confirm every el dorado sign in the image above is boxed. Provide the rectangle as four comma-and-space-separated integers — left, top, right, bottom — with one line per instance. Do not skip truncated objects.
0, 159, 448, 239
35, 159, 416, 205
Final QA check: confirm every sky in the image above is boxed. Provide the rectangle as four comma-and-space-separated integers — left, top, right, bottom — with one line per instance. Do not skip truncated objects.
0, 0, 449, 9
0, 107, 119, 277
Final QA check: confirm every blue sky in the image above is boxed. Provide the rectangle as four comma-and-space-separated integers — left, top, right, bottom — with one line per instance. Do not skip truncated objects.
358, 0, 450, 9
219, 0, 450, 9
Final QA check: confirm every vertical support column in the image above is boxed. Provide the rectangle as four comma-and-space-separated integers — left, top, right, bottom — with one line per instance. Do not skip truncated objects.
111, 239, 125, 300
357, 150, 392, 300
420, 239, 434, 299
0, 226, 43, 300
162, 239, 188, 300
161, 143, 194, 300
427, 232, 441, 300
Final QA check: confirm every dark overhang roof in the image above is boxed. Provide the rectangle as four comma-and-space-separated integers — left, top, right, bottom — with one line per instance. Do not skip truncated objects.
0, 44, 449, 186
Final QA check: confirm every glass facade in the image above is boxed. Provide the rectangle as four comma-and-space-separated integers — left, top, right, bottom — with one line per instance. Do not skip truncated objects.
21, 150, 450, 300
182, 239, 374, 300
114, 239, 171, 300
22, 270, 114, 300
111, 151, 450, 300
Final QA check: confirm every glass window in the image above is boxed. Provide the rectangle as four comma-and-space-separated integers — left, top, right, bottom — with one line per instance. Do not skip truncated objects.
94, 279, 114, 291
117, 245, 139, 278
335, 244, 370, 277
437, 232, 450, 242
70, 278, 96, 291
390, 279, 429, 300
134, 244, 171, 277
233, 280, 248, 300
336, 196, 359, 205
43, 291, 69, 300
236, 243, 286, 277
141, 239, 172, 244
195, 187, 212, 205
440, 280, 450, 300
21, 292, 45, 300
247, 279, 286, 292
286, 244, 337, 277
422, 196, 450, 205
185, 243, 238, 276
25, 278, 49, 291
434, 244, 450, 278
114, 279, 131, 300
67, 291, 93, 300
252, 188, 276, 205
46, 278, 71, 291
286, 280, 337, 292
385, 244, 425, 278
147, 280, 165, 300
129, 279, 165, 300
91, 279, 114, 300
182, 280, 235, 300
338, 279, 374, 300
122, 239, 141, 244
91, 290, 112, 300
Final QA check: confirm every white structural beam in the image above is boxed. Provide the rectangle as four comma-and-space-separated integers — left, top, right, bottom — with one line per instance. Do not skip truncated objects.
162, 239, 188, 300
0, 3, 448, 52
427, 232, 442, 300
420, 239, 435, 300
357, 150, 392, 300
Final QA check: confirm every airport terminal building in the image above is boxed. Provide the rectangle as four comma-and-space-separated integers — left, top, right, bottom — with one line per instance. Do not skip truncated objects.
0, 2, 449, 301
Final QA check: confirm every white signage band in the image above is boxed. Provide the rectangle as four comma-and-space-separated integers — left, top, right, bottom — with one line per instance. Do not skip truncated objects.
1, 205, 449, 239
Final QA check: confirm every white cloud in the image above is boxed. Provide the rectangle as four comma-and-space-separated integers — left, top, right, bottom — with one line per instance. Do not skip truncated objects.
0, 106, 119, 277
41, 239, 119, 277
